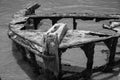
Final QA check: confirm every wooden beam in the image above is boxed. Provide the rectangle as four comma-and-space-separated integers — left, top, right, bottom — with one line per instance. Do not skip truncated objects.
25, 2, 40, 15
13, 2, 40, 18
45, 23, 68, 43
103, 21, 120, 33
43, 34, 60, 78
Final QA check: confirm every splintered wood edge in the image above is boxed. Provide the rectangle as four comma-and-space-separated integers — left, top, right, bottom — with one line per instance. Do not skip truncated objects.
103, 21, 120, 33
45, 23, 68, 44
8, 3, 45, 53
43, 33, 60, 76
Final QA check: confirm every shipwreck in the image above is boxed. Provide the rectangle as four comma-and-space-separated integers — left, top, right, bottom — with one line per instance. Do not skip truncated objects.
8, 2, 120, 80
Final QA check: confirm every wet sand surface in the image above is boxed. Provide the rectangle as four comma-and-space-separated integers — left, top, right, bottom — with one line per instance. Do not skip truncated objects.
0, 0, 120, 80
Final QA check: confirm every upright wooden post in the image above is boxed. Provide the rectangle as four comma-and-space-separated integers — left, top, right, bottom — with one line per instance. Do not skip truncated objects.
43, 34, 61, 79
42, 23, 68, 79
81, 43, 95, 79
103, 37, 118, 72
73, 18, 77, 29
50, 18, 61, 25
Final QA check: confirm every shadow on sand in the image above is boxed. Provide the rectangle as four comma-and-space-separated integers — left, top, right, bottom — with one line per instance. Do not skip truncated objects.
11, 42, 39, 80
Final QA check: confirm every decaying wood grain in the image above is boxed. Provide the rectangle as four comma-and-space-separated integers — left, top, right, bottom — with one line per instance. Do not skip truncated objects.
43, 34, 60, 77
103, 20, 120, 33
59, 30, 113, 49
10, 17, 28, 25
13, 2, 40, 18
25, 2, 40, 15
46, 23, 68, 43
29, 12, 120, 19
110, 20, 120, 28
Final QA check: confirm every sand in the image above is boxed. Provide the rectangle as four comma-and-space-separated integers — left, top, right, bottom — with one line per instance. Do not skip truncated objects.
0, 0, 120, 80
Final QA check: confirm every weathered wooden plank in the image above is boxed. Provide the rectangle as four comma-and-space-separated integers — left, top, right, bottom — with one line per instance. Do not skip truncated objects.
59, 30, 114, 49
25, 2, 40, 10
13, 2, 40, 18
46, 23, 68, 43
103, 20, 120, 33
43, 34, 60, 77
29, 13, 120, 19
9, 30, 55, 60
25, 2, 40, 15
9, 23, 115, 50
10, 17, 28, 25
109, 20, 120, 28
